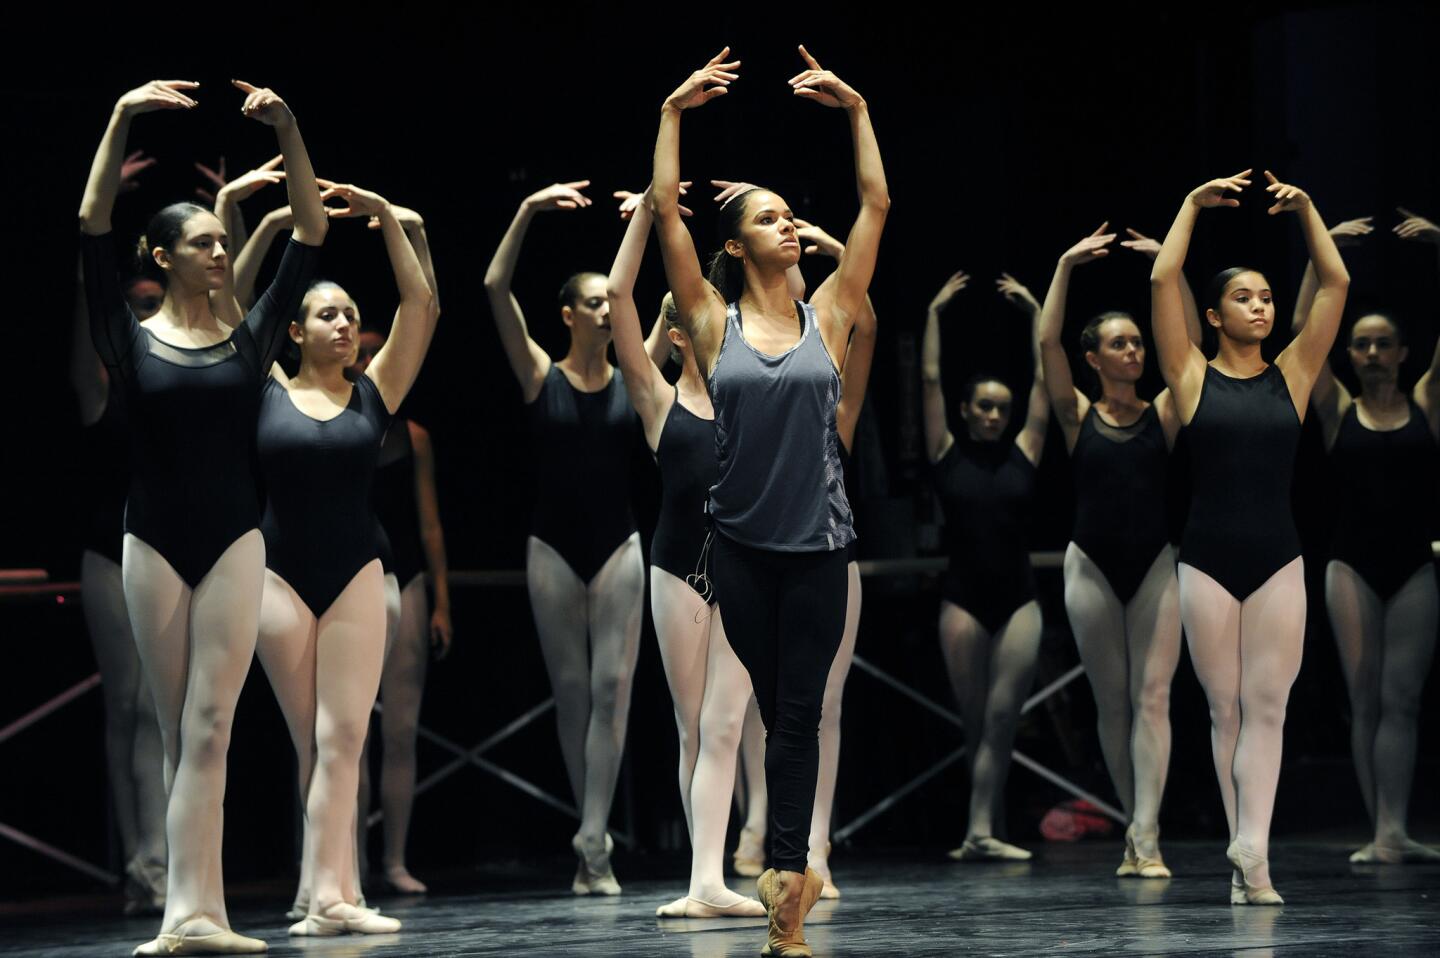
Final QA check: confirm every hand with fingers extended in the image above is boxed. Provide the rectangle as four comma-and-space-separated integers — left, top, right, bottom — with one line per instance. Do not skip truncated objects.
1189, 169, 1253, 209
319, 180, 391, 219
788, 45, 863, 109
1119, 227, 1161, 260
1263, 170, 1311, 215
711, 179, 761, 208
213, 155, 286, 205
665, 47, 740, 111
615, 183, 692, 219
232, 79, 293, 128
116, 79, 199, 116
119, 150, 157, 193
1061, 222, 1117, 266
1394, 207, 1440, 244
930, 271, 971, 313
996, 272, 1041, 314
793, 218, 844, 259
524, 180, 592, 213
194, 156, 228, 204
1326, 216, 1375, 247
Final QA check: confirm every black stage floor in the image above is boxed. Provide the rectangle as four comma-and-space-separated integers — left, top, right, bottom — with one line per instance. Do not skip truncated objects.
5, 842, 1438, 957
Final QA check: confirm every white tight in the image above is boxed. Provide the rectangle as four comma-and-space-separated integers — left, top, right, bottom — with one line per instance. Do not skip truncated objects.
81, 550, 167, 877
1325, 561, 1438, 846
735, 698, 768, 837
1062, 544, 1181, 833
526, 533, 645, 846
1179, 557, 1305, 888
378, 573, 429, 873
807, 561, 861, 871
651, 569, 755, 899
939, 598, 1043, 839
122, 530, 265, 934
256, 560, 387, 914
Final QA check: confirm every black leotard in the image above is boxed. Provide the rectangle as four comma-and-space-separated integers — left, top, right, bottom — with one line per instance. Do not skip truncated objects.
1070, 405, 1171, 604
933, 439, 1038, 635
373, 418, 425, 587
1329, 401, 1439, 600
651, 390, 715, 598
82, 397, 130, 566
1179, 364, 1302, 599
528, 364, 639, 583
83, 231, 319, 587
258, 374, 390, 617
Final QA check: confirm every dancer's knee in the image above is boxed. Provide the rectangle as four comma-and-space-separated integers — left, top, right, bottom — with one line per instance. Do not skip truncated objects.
1208, 697, 1240, 736
317, 716, 370, 767
181, 706, 234, 765
1135, 679, 1171, 725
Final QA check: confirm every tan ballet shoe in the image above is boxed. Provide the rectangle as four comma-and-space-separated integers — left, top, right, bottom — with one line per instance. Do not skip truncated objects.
756, 867, 824, 958
1115, 831, 1139, 877
948, 836, 1033, 861
134, 918, 267, 955
733, 826, 765, 878
1129, 824, 1172, 879
656, 892, 768, 918
1227, 839, 1284, 906
571, 833, 621, 896
1348, 842, 1378, 864
288, 903, 401, 936
1373, 838, 1440, 864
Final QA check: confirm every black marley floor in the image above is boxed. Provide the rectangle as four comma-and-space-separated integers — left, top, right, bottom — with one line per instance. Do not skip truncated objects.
4, 842, 1438, 957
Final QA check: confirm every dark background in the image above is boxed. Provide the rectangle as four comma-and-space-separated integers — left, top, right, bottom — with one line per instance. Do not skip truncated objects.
3, 3, 1438, 899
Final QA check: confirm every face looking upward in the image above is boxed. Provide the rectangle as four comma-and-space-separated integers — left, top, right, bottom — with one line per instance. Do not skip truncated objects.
726, 191, 801, 273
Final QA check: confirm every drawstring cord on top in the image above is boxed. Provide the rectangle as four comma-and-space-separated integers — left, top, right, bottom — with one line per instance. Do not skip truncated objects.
687, 526, 716, 621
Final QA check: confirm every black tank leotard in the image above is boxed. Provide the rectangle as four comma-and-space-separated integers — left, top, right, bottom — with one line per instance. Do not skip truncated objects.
258, 374, 390, 617
651, 390, 715, 598
1329, 401, 1439, 599
83, 231, 320, 587
528, 364, 639, 583
1070, 405, 1172, 604
1179, 364, 1302, 599
82, 397, 130, 566
933, 439, 1038, 635
373, 418, 425, 587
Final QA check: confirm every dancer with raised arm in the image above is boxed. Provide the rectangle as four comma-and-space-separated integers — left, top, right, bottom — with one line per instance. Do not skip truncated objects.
1289, 211, 1440, 864
484, 181, 645, 894
1150, 169, 1349, 904
650, 44, 888, 956
80, 77, 327, 955
1035, 222, 1198, 877
254, 182, 438, 936
922, 271, 1049, 863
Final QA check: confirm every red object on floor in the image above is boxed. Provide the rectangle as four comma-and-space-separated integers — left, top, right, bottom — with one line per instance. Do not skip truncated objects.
1040, 799, 1117, 842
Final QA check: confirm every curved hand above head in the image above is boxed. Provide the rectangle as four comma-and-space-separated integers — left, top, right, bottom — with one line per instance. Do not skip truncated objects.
119, 79, 200, 115
929, 271, 971, 315
615, 182, 691, 220
921, 271, 971, 462
232, 79, 292, 128
996, 272, 1041, 316
1394, 207, 1440, 244
1119, 227, 1160, 259
788, 45, 863, 109
1191, 169, 1253, 210
1062, 222, 1116, 266
120, 150, 157, 193
664, 47, 741, 112
79, 81, 199, 235
793, 218, 845, 260
1393, 208, 1440, 437
1263, 170, 1311, 216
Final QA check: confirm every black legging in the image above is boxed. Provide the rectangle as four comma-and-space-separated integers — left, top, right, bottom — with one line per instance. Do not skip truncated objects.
711, 532, 848, 873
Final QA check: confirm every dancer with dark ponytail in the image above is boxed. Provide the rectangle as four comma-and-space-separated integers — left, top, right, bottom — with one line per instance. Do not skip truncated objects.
922, 270, 1049, 862
1036, 222, 1199, 877
1151, 169, 1349, 905
1289, 211, 1440, 864
485, 181, 645, 894
651, 45, 888, 957
80, 78, 327, 955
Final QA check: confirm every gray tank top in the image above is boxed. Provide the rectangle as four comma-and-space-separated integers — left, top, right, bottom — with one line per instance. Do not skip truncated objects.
707, 300, 855, 552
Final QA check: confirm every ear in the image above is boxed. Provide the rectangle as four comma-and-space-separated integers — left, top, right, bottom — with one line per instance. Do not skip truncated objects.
1084, 349, 1101, 373
1204, 307, 1222, 330
288, 321, 303, 345
667, 327, 686, 348
724, 237, 745, 260
153, 246, 172, 272
560, 304, 575, 328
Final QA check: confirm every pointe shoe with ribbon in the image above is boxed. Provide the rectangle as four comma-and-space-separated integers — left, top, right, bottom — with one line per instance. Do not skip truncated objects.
733, 826, 765, 878
134, 917, 267, 955
1129, 824, 1172, 879
287, 902, 401, 936
756, 867, 824, 958
1227, 839, 1284, 905
571, 833, 621, 896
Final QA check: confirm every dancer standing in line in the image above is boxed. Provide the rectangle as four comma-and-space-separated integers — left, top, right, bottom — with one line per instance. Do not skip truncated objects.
70, 149, 168, 912
81, 78, 327, 956
484, 182, 645, 894
1151, 169, 1349, 905
1036, 222, 1200, 877
1289, 211, 1440, 864
254, 181, 438, 937
922, 270, 1049, 862
651, 45, 888, 957
608, 185, 767, 919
